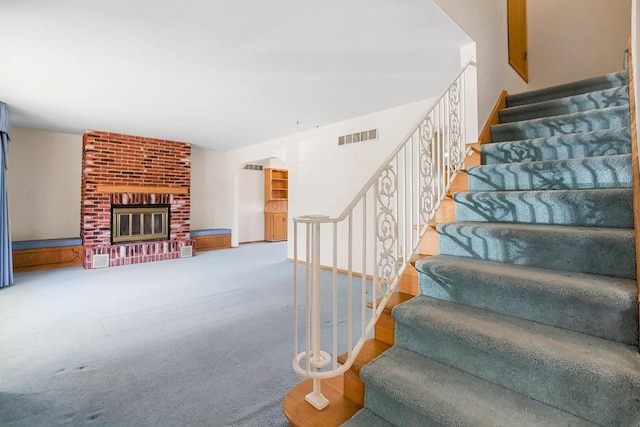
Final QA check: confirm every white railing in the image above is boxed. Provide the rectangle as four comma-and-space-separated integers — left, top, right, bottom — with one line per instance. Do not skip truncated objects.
292, 62, 476, 410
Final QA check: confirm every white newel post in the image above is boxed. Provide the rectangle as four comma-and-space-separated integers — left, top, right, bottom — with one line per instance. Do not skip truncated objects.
305, 217, 330, 410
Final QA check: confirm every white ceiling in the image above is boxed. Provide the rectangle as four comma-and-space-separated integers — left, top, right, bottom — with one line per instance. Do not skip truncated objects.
0, 1, 471, 151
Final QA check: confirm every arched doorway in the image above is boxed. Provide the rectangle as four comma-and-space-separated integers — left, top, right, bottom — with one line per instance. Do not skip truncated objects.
236, 157, 287, 244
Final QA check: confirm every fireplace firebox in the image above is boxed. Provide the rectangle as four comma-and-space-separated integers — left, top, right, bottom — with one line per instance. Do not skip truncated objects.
111, 204, 170, 244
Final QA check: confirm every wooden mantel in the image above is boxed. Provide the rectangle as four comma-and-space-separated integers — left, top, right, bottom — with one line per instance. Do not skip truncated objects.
96, 185, 189, 195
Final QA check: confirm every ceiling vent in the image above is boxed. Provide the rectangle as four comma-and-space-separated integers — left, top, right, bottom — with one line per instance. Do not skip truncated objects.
243, 164, 264, 171
338, 129, 378, 146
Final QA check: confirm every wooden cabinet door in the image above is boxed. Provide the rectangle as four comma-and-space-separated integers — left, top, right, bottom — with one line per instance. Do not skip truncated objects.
265, 212, 288, 241
508, 0, 528, 82
272, 212, 288, 241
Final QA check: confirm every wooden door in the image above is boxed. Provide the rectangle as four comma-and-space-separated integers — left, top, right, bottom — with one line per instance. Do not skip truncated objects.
507, 0, 528, 82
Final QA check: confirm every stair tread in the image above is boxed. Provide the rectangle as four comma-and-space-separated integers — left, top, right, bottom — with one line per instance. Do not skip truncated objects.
467, 153, 633, 191
506, 70, 628, 107
437, 221, 636, 279
408, 253, 429, 267
416, 254, 636, 300
415, 254, 638, 344
481, 127, 631, 163
367, 291, 414, 314
393, 295, 640, 381
284, 376, 360, 427
385, 292, 414, 310
337, 338, 392, 373
452, 187, 634, 228
360, 346, 598, 427
499, 85, 629, 123
483, 126, 630, 147
437, 220, 635, 237
470, 151, 632, 171
490, 105, 630, 143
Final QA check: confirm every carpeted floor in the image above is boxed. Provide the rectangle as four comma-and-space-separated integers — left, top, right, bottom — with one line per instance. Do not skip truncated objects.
0, 242, 361, 426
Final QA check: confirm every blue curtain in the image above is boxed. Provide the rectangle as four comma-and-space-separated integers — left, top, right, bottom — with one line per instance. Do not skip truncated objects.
0, 102, 12, 288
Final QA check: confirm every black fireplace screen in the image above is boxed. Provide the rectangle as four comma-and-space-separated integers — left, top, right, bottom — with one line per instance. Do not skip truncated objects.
111, 205, 170, 243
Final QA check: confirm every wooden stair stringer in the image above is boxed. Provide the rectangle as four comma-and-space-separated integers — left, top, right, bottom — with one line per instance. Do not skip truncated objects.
403, 144, 480, 295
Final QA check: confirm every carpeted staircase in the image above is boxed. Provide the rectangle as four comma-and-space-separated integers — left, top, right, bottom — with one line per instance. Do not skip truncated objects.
344, 70, 640, 426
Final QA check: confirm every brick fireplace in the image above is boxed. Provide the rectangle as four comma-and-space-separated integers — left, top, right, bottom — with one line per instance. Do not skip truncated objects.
81, 131, 195, 269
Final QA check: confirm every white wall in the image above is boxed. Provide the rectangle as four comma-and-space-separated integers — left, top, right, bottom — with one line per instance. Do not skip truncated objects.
190, 146, 226, 231
220, 98, 436, 253
528, 0, 631, 90
434, 0, 528, 127
6, 128, 81, 240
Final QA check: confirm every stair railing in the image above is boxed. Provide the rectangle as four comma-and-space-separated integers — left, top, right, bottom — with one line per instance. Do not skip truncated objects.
292, 61, 476, 410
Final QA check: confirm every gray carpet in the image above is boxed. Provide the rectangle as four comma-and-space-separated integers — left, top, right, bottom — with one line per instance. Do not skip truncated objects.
345, 69, 640, 425
0, 242, 365, 426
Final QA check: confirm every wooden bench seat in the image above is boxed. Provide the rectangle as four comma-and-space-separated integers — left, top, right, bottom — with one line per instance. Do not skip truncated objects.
191, 229, 232, 251
12, 237, 83, 272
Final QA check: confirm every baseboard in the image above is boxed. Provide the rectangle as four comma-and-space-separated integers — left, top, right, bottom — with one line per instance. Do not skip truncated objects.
287, 258, 374, 280
479, 90, 509, 144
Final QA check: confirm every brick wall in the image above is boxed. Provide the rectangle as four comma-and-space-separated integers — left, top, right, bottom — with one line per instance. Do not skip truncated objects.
81, 131, 194, 269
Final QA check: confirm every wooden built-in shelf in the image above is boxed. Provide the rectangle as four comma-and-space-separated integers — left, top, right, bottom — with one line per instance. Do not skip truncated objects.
265, 168, 289, 241
96, 185, 189, 195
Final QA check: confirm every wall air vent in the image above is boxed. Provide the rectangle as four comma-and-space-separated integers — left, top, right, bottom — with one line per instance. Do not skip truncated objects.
243, 164, 264, 171
338, 129, 378, 146
92, 254, 110, 269
180, 246, 193, 258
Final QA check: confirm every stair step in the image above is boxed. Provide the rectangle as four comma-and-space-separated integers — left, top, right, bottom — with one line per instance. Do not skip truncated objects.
506, 70, 628, 107
338, 338, 392, 406
365, 292, 415, 345
481, 127, 631, 164
415, 255, 638, 345
499, 86, 629, 123
358, 346, 598, 427
490, 105, 630, 142
467, 153, 632, 191
436, 222, 636, 279
341, 408, 394, 427
453, 188, 633, 228
392, 296, 640, 426
338, 339, 392, 374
